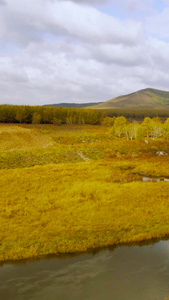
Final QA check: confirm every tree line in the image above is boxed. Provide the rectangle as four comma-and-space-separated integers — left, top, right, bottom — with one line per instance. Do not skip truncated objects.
1, 105, 169, 140
0, 105, 106, 125
99, 109, 169, 119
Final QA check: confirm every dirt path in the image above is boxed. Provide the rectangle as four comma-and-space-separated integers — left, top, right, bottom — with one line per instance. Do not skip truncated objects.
77, 151, 90, 161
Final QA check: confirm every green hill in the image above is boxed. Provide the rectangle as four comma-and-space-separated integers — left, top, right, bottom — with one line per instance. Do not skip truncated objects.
44, 102, 103, 108
89, 88, 169, 109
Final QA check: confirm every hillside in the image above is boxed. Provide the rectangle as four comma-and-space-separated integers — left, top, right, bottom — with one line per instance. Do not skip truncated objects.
44, 102, 103, 108
89, 88, 169, 109
0, 124, 53, 151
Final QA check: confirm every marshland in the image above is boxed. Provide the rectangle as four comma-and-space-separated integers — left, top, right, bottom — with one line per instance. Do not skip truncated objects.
0, 107, 169, 262
1, 106, 169, 299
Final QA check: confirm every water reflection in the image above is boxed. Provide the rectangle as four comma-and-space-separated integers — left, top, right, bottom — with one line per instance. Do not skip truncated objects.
0, 240, 169, 300
142, 176, 169, 182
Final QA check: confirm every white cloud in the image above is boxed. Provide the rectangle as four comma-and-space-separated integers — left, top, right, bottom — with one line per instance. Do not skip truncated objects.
56, 0, 152, 12
0, 0, 142, 45
56, 0, 110, 4
0, 0, 169, 105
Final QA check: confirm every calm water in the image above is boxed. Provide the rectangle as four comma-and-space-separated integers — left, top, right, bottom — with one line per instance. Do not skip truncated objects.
0, 240, 169, 300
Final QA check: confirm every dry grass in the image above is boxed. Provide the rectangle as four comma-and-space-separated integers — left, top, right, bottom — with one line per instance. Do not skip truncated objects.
0, 124, 53, 151
0, 124, 169, 262
0, 158, 169, 262
0, 124, 169, 169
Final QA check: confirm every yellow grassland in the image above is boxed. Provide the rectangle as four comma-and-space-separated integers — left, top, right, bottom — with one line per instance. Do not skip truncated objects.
0, 124, 169, 262
0, 124, 54, 151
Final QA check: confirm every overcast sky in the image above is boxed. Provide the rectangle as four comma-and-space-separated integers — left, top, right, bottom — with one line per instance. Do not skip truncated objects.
1, 0, 169, 105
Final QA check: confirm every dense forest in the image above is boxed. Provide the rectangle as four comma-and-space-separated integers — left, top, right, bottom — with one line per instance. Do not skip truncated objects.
0, 105, 106, 125
100, 108, 169, 119
2, 105, 169, 126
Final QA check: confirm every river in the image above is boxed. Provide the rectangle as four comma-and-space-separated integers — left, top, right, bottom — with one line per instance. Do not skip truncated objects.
0, 240, 169, 300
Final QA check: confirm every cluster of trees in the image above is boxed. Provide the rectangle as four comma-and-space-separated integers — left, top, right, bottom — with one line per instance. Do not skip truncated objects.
0, 105, 106, 125
102, 116, 169, 142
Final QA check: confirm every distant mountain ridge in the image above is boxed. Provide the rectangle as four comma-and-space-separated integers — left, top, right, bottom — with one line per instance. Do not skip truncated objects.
88, 88, 169, 110
44, 102, 103, 108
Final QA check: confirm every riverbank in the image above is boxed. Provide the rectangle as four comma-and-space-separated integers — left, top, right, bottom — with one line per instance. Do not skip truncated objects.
1, 240, 169, 300
0, 124, 169, 262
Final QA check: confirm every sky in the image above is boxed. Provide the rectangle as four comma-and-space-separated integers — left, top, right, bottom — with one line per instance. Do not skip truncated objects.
1, 0, 169, 105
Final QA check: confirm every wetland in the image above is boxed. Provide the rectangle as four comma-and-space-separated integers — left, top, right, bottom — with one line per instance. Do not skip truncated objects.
0, 124, 169, 262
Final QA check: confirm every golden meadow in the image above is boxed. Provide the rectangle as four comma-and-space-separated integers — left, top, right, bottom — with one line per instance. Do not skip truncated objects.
0, 120, 169, 262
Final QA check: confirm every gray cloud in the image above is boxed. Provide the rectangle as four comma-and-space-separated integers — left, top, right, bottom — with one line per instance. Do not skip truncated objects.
0, 0, 169, 105
0, 0, 6, 5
